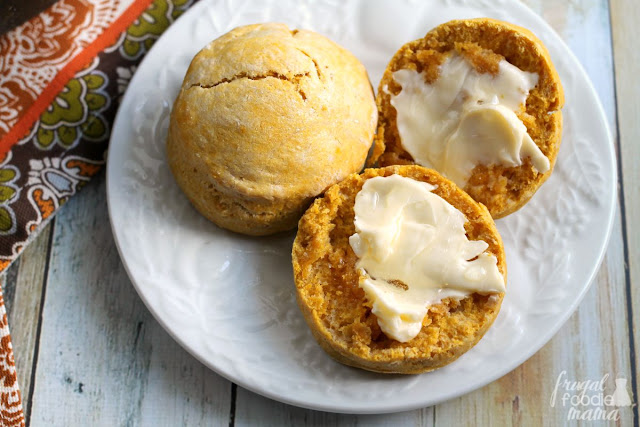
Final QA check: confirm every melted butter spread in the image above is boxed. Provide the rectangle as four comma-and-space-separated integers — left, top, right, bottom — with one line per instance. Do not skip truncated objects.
348, 175, 505, 342
389, 53, 549, 187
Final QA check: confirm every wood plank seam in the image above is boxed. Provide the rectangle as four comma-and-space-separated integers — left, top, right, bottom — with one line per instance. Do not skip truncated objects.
229, 383, 237, 427
608, 1, 639, 425
24, 220, 56, 427
432, 403, 436, 425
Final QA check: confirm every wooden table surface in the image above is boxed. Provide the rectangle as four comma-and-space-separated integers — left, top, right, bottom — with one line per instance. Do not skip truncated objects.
3, 0, 638, 425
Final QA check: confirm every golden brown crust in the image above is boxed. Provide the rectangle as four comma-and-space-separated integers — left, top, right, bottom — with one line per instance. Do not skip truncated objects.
369, 18, 564, 219
167, 23, 377, 235
292, 165, 506, 374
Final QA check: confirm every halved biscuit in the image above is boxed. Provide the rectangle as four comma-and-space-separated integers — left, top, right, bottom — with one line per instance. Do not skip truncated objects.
370, 18, 564, 218
292, 165, 506, 374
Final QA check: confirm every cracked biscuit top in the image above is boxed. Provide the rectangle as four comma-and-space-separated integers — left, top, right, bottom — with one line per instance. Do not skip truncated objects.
167, 23, 378, 236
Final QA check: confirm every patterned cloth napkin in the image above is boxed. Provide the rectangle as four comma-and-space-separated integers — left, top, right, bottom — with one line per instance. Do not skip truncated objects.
0, 0, 194, 424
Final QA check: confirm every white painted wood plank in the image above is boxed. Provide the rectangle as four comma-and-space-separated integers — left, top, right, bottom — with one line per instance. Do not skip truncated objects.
610, 0, 640, 420
234, 387, 434, 427
27, 173, 231, 426
2, 223, 52, 418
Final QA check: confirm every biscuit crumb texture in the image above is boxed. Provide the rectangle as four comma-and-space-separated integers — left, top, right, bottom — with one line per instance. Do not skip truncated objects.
292, 165, 506, 374
167, 23, 377, 235
370, 18, 564, 218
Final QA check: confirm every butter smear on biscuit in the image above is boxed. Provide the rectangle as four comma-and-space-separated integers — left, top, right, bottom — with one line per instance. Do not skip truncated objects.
349, 175, 505, 342
389, 52, 549, 187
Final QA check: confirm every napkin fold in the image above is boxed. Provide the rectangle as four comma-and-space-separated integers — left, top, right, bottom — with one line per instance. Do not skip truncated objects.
0, 0, 195, 424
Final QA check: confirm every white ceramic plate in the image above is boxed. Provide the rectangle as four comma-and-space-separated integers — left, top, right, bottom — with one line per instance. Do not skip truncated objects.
106, 0, 616, 414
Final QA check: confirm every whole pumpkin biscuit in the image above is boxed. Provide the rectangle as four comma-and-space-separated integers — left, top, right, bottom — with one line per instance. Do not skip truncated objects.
167, 23, 377, 235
